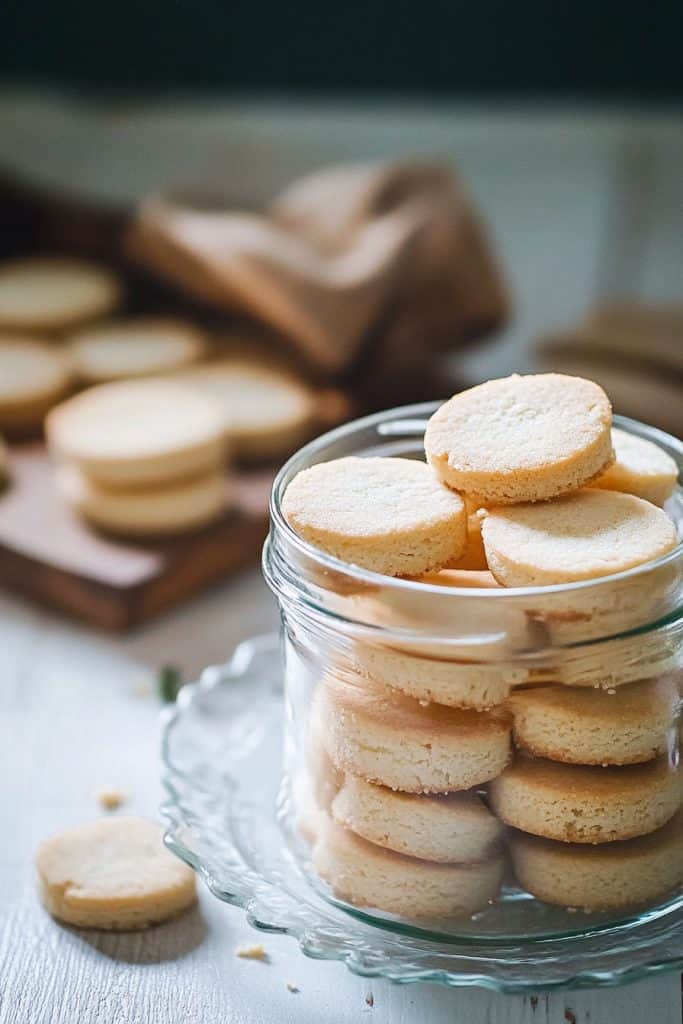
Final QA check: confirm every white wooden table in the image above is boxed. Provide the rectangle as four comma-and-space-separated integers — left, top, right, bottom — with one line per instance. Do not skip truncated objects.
1, 574, 681, 1024
0, 96, 681, 1023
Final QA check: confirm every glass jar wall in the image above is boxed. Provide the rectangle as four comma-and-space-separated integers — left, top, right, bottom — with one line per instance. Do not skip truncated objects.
264, 404, 683, 941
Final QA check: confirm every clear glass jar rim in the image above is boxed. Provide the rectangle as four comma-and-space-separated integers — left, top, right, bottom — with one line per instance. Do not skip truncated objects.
269, 402, 683, 603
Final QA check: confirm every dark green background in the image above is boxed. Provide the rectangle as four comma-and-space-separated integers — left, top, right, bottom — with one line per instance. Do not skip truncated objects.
0, 1, 681, 96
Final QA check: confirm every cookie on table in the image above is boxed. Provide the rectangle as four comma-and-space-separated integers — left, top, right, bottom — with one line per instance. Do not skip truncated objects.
312, 816, 504, 918
282, 456, 467, 576
68, 318, 205, 383
0, 336, 72, 435
36, 817, 196, 930
508, 678, 680, 766
425, 373, 614, 505
331, 774, 502, 863
593, 427, 678, 506
482, 489, 678, 587
176, 359, 319, 461
46, 379, 227, 488
510, 809, 683, 911
0, 258, 121, 333
314, 670, 511, 793
489, 755, 681, 844
57, 463, 229, 537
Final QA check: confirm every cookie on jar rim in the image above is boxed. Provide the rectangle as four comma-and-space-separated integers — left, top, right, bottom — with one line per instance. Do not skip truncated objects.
481, 489, 678, 589
593, 427, 678, 506
424, 373, 614, 505
282, 455, 467, 576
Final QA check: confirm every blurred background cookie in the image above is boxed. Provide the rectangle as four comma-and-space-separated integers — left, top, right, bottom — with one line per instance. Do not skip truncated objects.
68, 317, 206, 383
0, 335, 72, 436
46, 379, 227, 488
57, 462, 230, 537
176, 358, 320, 461
0, 257, 121, 333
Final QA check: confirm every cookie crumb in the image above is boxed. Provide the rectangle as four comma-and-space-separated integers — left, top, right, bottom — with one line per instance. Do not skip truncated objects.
285, 982, 299, 993
235, 943, 268, 961
96, 786, 125, 811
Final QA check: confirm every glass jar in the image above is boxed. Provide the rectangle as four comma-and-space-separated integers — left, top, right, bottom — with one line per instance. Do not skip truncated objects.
263, 403, 683, 941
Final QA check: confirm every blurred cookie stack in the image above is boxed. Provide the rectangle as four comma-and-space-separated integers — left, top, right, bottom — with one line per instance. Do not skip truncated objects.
535, 301, 683, 438
0, 256, 329, 538
279, 373, 682, 919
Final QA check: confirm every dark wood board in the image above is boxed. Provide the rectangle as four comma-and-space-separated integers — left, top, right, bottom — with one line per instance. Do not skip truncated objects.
0, 444, 274, 632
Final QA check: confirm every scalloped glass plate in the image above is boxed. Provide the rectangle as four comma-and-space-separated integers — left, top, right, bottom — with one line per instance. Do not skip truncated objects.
160, 633, 683, 993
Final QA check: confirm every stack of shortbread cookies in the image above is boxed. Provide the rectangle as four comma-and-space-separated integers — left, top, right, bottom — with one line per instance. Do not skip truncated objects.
282, 373, 682, 918
0, 255, 330, 533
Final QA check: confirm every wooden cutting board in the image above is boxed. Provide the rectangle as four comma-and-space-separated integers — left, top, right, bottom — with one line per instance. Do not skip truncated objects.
0, 444, 274, 631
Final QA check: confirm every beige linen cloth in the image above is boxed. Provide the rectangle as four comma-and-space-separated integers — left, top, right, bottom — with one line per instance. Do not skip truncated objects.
126, 161, 508, 382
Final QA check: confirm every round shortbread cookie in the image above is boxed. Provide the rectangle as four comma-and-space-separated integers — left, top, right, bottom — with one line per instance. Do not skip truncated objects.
349, 641, 519, 710
331, 774, 503, 863
425, 373, 614, 504
446, 505, 489, 571
593, 427, 678, 506
489, 755, 681, 844
57, 463, 229, 537
412, 568, 500, 588
307, 707, 344, 812
282, 456, 467, 576
68, 318, 205, 383
46, 379, 227, 488
314, 670, 511, 793
508, 678, 680, 766
346, 568, 523, 710
312, 816, 504, 918
482, 489, 678, 587
0, 336, 72, 434
36, 817, 196, 930
0, 258, 121, 332
176, 359, 318, 461
510, 809, 683, 911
